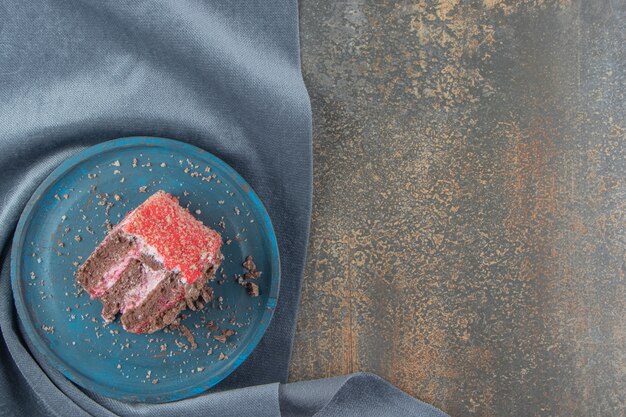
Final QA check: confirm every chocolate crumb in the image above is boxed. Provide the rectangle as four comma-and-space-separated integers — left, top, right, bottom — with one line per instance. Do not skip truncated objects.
200, 287, 213, 303
152, 379, 159, 384
174, 339, 187, 349
246, 282, 259, 297
41, 324, 55, 334
213, 328, 235, 343
243, 256, 257, 272
207, 321, 219, 333
170, 324, 197, 350
244, 272, 261, 280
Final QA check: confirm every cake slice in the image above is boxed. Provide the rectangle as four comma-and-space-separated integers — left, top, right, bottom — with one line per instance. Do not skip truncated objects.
76, 190, 222, 334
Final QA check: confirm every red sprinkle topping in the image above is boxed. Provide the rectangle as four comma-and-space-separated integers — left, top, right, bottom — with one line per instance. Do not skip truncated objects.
122, 191, 222, 284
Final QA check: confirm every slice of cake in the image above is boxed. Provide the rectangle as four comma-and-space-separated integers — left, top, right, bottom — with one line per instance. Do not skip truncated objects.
76, 190, 222, 334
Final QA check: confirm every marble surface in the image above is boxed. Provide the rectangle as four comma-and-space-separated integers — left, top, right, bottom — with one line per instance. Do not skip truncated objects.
290, 1, 625, 416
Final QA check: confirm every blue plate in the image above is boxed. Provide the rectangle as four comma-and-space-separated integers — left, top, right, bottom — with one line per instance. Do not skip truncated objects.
11, 137, 280, 402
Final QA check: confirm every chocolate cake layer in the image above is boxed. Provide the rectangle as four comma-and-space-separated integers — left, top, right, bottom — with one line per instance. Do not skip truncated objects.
76, 230, 137, 298
121, 259, 218, 334
98, 258, 143, 322
121, 269, 182, 333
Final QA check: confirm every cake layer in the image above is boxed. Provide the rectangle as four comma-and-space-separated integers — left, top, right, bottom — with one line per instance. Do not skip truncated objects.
121, 259, 218, 334
121, 191, 222, 284
121, 269, 183, 333
98, 258, 143, 321
76, 230, 137, 298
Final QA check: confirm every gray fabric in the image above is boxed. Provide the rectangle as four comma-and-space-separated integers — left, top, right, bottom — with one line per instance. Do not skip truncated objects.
0, 1, 447, 416
280, 374, 449, 417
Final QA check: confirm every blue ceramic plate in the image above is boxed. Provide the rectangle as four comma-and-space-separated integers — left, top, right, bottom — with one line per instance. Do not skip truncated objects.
11, 137, 279, 402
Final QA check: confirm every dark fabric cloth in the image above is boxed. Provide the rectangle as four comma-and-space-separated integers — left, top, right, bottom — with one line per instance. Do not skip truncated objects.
280, 374, 449, 417
0, 1, 448, 416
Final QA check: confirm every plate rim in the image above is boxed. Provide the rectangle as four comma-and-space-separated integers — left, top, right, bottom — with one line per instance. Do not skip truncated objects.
10, 136, 281, 402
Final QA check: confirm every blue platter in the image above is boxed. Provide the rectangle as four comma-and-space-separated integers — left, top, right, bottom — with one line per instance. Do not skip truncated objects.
11, 137, 280, 403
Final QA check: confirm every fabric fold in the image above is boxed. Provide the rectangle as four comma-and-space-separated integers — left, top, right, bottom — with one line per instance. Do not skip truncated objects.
280, 374, 449, 417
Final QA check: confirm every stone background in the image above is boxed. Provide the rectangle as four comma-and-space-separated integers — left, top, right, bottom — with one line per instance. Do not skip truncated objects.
290, 1, 625, 416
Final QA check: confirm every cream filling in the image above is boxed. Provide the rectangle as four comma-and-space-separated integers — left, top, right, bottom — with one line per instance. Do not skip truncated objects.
92, 241, 140, 298
122, 266, 168, 312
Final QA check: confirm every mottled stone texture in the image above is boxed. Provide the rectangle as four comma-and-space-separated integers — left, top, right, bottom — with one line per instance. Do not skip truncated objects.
290, 1, 625, 416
